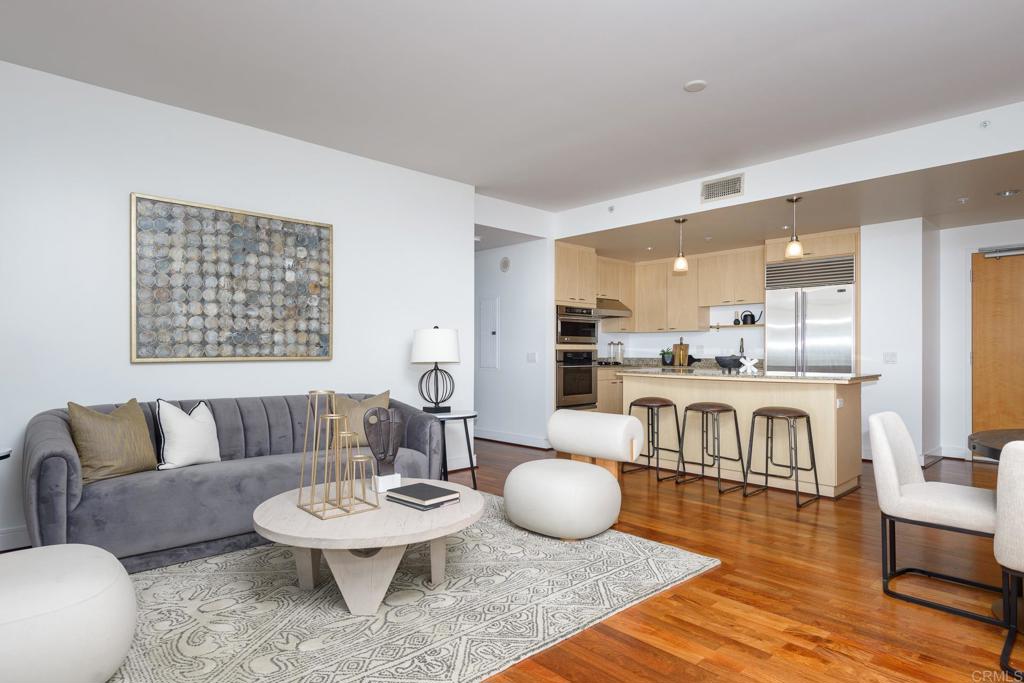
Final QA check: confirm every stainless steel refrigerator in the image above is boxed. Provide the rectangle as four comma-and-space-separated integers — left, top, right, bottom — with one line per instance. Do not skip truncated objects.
765, 257, 856, 374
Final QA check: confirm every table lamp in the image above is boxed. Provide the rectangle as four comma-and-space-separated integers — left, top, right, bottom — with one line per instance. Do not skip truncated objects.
410, 326, 460, 413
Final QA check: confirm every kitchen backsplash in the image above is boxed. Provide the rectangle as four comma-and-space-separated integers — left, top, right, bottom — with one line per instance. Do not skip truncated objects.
598, 304, 765, 360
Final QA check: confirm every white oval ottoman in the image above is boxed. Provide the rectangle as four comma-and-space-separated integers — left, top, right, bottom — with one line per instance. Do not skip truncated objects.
0, 544, 137, 683
504, 458, 621, 539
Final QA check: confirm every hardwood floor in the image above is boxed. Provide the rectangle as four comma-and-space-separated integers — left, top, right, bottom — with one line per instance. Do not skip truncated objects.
446, 441, 1010, 682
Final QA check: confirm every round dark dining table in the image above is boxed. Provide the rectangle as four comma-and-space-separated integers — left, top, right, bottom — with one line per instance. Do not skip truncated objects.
969, 429, 1024, 460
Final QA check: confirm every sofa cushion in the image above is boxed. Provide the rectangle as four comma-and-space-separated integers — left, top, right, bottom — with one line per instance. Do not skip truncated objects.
68, 400, 158, 484
155, 399, 220, 469
67, 447, 429, 558
335, 391, 390, 447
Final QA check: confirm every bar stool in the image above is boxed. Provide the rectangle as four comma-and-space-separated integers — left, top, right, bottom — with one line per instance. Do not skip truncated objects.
674, 402, 745, 493
625, 396, 680, 481
743, 406, 820, 508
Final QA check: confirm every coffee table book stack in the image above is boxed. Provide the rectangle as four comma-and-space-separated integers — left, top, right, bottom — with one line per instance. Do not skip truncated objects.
387, 482, 461, 511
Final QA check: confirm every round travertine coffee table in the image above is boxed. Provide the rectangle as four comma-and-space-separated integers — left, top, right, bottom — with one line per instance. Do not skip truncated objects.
253, 479, 484, 615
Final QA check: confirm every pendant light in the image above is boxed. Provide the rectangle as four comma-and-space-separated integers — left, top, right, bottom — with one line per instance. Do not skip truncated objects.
672, 217, 689, 272
784, 196, 804, 259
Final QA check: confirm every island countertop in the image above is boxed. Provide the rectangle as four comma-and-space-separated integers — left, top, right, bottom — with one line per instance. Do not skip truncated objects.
616, 367, 880, 385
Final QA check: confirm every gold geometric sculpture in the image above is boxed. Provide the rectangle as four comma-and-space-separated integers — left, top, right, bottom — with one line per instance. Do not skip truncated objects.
297, 389, 380, 519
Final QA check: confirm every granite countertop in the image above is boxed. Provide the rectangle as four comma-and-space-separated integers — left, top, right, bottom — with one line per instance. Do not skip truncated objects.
616, 367, 880, 385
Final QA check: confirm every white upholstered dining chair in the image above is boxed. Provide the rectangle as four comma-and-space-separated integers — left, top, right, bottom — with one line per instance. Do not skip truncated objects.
995, 441, 1024, 675
869, 411, 1001, 624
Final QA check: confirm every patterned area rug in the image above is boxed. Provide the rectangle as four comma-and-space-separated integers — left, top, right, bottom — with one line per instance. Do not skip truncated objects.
114, 494, 718, 683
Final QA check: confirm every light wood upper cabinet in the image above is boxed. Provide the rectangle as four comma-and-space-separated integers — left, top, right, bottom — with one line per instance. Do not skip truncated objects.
697, 247, 765, 306
596, 256, 619, 300
765, 228, 858, 263
555, 242, 597, 306
634, 261, 669, 331
600, 257, 636, 332
666, 258, 708, 332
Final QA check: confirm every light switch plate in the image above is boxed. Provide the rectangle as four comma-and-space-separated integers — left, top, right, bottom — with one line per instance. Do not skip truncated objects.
883, 352, 898, 364
526, 351, 537, 363
836, 398, 845, 409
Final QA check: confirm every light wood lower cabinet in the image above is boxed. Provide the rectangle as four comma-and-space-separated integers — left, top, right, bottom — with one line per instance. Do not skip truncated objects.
593, 370, 622, 413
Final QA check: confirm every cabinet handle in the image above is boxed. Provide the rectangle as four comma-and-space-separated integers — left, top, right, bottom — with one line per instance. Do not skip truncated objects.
736, 299, 745, 302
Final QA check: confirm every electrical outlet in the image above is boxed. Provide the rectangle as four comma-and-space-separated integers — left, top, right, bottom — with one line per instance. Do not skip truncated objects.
836, 398, 845, 409
883, 352, 898, 364
526, 352, 537, 363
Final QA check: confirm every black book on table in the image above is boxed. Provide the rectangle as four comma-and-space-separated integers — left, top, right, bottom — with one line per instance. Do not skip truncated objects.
387, 495, 460, 511
387, 482, 460, 505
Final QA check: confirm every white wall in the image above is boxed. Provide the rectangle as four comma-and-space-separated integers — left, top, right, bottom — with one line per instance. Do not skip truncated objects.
938, 219, 1024, 456
921, 222, 942, 455
474, 195, 555, 239
598, 304, 765, 361
473, 239, 555, 448
0, 62, 476, 548
860, 219, 924, 458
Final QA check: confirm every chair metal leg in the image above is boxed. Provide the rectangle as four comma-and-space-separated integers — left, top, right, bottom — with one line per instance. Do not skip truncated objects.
622, 404, 652, 474
880, 513, 1003, 625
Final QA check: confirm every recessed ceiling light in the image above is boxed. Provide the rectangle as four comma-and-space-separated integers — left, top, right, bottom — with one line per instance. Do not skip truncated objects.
683, 80, 707, 93
956, 196, 970, 205
996, 189, 1020, 198
646, 246, 653, 251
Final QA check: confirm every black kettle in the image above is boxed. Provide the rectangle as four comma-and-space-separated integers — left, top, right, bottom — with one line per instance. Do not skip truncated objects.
741, 309, 762, 325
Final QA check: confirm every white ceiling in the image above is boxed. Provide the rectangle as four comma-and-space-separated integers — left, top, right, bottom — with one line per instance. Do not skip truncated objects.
564, 152, 1024, 261
474, 224, 541, 252
2, 1, 1024, 211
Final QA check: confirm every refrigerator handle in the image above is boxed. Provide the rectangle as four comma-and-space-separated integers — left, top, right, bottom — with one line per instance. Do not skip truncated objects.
799, 291, 808, 373
793, 291, 800, 373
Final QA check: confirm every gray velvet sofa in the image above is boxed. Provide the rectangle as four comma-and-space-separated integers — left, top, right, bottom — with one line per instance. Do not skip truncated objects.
22, 393, 442, 572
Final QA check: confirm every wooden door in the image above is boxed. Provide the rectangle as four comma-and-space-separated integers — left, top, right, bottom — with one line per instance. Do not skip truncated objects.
577, 247, 597, 306
732, 248, 765, 305
554, 242, 579, 304
697, 253, 724, 306
634, 261, 668, 331
972, 252, 1024, 431
666, 257, 704, 331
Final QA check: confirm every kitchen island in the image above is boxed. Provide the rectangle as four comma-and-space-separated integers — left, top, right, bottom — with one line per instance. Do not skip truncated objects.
618, 368, 880, 498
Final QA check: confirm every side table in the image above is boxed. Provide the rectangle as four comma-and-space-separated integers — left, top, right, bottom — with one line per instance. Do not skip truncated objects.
437, 411, 478, 489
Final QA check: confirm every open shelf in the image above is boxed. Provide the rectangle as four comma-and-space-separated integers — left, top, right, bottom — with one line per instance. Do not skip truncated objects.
708, 323, 765, 331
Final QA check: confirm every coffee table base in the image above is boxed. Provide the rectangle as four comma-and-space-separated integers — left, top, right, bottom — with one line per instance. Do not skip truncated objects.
293, 538, 449, 615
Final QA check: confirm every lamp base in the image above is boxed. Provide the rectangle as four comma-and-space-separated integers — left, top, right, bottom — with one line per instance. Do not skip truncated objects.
423, 405, 452, 414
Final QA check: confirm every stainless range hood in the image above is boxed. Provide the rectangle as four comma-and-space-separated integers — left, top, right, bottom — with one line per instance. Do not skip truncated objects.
594, 297, 632, 319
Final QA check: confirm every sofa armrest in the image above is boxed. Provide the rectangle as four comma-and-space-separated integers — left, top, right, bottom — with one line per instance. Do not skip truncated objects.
389, 399, 442, 480
22, 409, 83, 546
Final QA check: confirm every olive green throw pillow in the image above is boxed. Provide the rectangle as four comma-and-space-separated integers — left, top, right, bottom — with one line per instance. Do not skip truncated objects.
334, 391, 390, 448
68, 399, 158, 484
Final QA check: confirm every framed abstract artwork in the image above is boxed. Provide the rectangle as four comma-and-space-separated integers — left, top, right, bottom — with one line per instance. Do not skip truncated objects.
130, 193, 332, 363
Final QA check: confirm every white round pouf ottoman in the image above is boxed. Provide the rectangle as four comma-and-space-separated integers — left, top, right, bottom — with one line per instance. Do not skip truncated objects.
504, 458, 621, 539
0, 543, 137, 683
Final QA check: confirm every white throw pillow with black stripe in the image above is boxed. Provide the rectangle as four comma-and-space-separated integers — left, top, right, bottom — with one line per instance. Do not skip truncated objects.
156, 399, 221, 470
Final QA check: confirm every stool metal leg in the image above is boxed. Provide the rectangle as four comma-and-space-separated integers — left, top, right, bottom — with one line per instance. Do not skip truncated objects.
713, 410, 743, 494
674, 407, 702, 485
743, 414, 769, 497
798, 415, 821, 507
656, 404, 681, 481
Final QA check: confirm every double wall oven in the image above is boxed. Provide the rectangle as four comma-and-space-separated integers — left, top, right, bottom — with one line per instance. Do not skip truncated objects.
555, 305, 599, 408
556, 349, 597, 408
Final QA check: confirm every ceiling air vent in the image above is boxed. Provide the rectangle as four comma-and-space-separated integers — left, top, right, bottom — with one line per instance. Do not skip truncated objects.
701, 173, 744, 202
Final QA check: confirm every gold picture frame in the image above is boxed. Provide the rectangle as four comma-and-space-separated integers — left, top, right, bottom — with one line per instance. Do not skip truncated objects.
130, 192, 333, 363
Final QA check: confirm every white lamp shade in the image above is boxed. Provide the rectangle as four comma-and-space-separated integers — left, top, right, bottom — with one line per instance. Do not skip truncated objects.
672, 255, 689, 273
410, 328, 460, 364
784, 238, 804, 259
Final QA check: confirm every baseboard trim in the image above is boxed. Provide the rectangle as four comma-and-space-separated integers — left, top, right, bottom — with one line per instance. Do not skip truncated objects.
0, 525, 30, 552
474, 429, 551, 450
